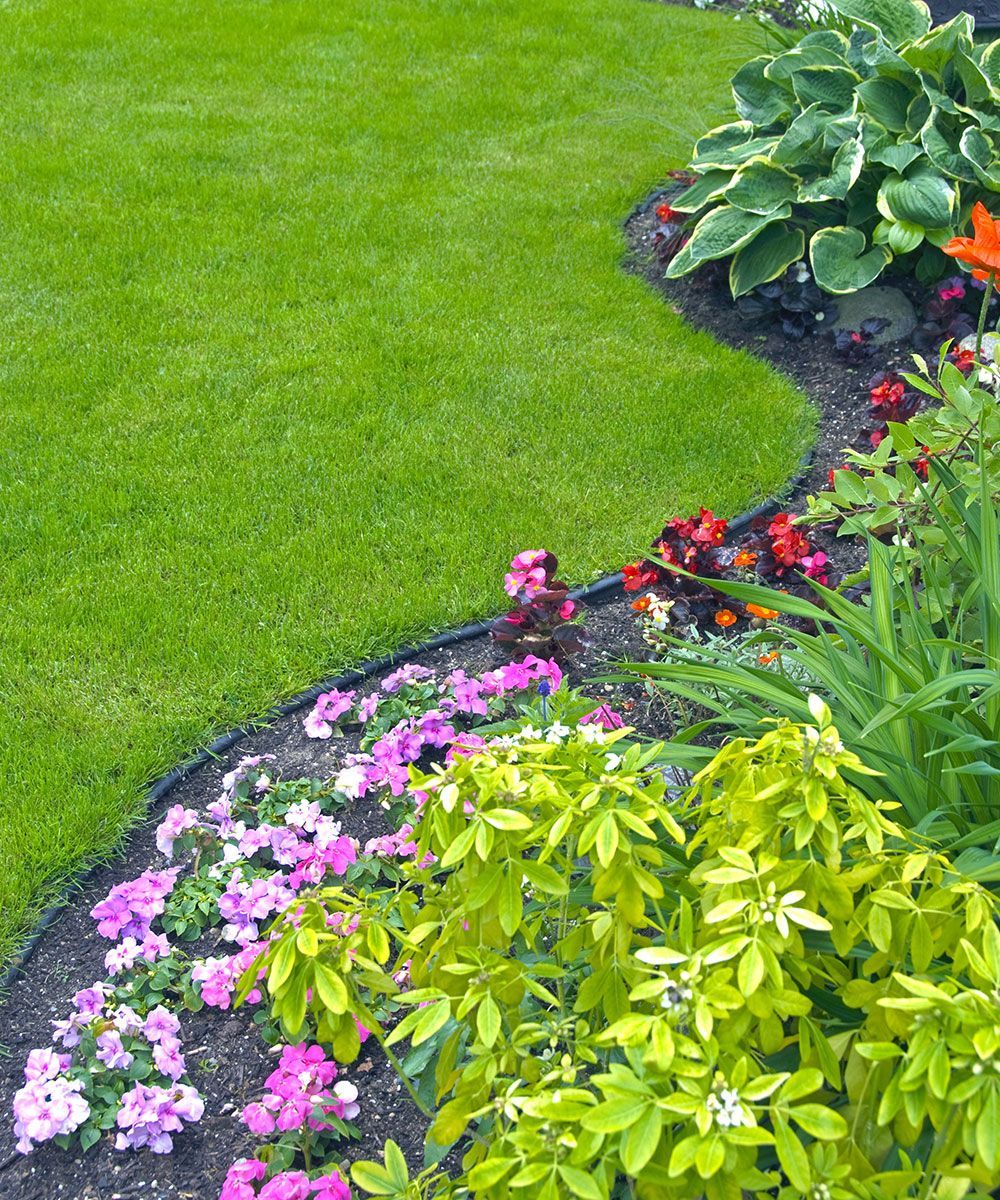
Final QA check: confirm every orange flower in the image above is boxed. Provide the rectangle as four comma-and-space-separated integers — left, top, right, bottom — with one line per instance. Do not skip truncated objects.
715, 608, 737, 628
631, 595, 652, 612
746, 602, 779, 620
942, 201, 1000, 281
733, 550, 758, 568
758, 651, 780, 665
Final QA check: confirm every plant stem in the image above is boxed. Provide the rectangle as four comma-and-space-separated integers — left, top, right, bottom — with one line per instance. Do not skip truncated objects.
374, 1030, 435, 1119
975, 272, 995, 361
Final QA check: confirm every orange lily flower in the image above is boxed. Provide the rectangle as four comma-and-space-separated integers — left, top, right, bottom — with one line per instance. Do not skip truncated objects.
942, 201, 1000, 281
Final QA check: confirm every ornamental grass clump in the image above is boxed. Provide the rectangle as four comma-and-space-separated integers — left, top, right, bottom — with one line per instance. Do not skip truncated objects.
245, 700, 1000, 1197
665, 0, 1000, 296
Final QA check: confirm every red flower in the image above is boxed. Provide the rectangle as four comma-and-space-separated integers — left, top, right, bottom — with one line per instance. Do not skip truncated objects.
656, 202, 680, 223
828, 464, 853, 488
870, 377, 906, 408
767, 513, 811, 568
950, 348, 976, 373
622, 561, 659, 592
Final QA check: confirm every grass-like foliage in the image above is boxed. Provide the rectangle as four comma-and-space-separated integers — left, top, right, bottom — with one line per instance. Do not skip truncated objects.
245, 704, 1000, 1197
0, 0, 813, 963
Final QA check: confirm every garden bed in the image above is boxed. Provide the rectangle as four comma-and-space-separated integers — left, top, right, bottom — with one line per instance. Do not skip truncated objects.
0, 190, 907, 1200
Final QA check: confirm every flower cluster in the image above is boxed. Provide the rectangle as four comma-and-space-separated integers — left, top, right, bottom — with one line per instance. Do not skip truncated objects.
630, 592, 674, 646
867, 371, 920, 448
192, 941, 269, 1009
91, 869, 179, 941
492, 549, 587, 662
833, 317, 888, 364
115, 1081, 204, 1153
12, 1052, 88, 1154
304, 690, 356, 740
241, 1044, 359, 1138
221, 1160, 351, 1200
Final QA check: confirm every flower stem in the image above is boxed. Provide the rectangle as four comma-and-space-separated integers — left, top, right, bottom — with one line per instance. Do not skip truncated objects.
975, 272, 995, 361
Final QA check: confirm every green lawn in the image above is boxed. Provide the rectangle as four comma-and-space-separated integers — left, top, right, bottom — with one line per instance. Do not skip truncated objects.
0, 0, 812, 963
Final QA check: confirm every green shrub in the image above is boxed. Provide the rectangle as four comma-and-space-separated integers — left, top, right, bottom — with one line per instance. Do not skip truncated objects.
243, 713, 1000, 1197
666, 0, 1000, 296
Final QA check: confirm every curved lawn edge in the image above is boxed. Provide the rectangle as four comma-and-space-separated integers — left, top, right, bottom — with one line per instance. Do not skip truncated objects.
0, 431, 815, 992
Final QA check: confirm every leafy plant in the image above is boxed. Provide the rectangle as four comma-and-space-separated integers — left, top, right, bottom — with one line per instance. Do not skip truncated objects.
247, 711, 1000, 1197
491, 550, 588, 661
735, 259, 837, 339
666, 0, 1000, 296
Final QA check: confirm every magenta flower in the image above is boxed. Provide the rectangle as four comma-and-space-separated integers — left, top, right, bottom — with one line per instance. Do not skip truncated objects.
220, 1157, 268, 1200
114, 1082, 204, 1153
259, 1172, 313, 1200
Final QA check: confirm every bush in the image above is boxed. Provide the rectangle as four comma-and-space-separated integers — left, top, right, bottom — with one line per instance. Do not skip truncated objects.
245, 710, 1000, 1197
665, 0, 1000, 296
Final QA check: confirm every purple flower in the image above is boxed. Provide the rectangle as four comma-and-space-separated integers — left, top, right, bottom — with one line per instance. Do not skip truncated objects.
152, 1037, 186, 1082
90, 869, 179, 940
382, 663, 433, 693
303, 689, 355, 739
114, 1082, 204, 1153
23, 1049, 70, 1083
358, 692, 380, 722
96, 1030, 134, 1071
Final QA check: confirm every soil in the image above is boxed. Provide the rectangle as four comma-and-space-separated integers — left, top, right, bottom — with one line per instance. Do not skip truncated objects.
0, 190, 890, 1200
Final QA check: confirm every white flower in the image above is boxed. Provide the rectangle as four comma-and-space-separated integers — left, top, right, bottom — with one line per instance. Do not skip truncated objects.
604, 753, 622, 772
545, 722, 572, 743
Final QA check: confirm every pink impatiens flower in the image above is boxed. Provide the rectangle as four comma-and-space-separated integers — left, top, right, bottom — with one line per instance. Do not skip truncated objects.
220, 1157, 268, 1200
303, 689, 356, 739
155, 804, 200, 858
12, 1071, 90, 1154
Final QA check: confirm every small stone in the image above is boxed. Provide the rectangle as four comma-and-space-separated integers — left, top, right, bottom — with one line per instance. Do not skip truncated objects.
959, 331, 1000, 362
830, 285, 917, 345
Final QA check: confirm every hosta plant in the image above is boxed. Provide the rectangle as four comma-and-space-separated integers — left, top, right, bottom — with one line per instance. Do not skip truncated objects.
243, 707, 1000, 1198
666, 0, 1000, 296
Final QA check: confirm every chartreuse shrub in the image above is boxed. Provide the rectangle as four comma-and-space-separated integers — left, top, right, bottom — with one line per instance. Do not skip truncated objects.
667, 0, 1000, 295
241, 706, 1000, 1197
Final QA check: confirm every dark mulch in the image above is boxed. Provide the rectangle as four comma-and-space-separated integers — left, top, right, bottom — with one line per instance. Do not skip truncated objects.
0, 189, 886, 1200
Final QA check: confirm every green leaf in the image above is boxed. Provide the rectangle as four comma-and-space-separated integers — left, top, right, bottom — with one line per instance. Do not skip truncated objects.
692, 122, 778, 171
384, 1141, 410, 1189
477, 996, 502, 1048
827, 0, 931, 47
667, 207, 787, 278
669, 169, 729, 214
725, 158, 799, 216
581, 1096, 649, 1133
790, 65, 861, 112
312, 962, 350, 1014
621, 1105, 662, 1175
774, 1114, 810, 1191
558, 1165, 604, 1199
732, 57, 793, 125
869, 141, 923, 173
810, 226, 892, 293
856, 76, 916, 132
351, 1161, 396, 1195
876, 167, 956, 228
789, 1103, 848, 1140
919, 110, 975, 182
797, 136, 864, 203
960, 127, 1000, 193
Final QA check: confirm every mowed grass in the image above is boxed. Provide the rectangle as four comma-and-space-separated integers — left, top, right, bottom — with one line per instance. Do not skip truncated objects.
0, 0, 812, 962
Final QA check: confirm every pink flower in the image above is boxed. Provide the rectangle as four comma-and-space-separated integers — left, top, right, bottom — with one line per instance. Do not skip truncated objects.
155, 804, 200, 858
220, 1157, 268, 1200
310, 1170, 352, 1200
259, 1173, 313, 1200
12, 1073, 90, 1154
580, 704, 624, 730
96, 1030, 133, 1071
303, 689, 356, 739
114, 1082, 204, 1153
382, 664, 433, 693
143, 1006, 181, 1044
559, 599, 576, 620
